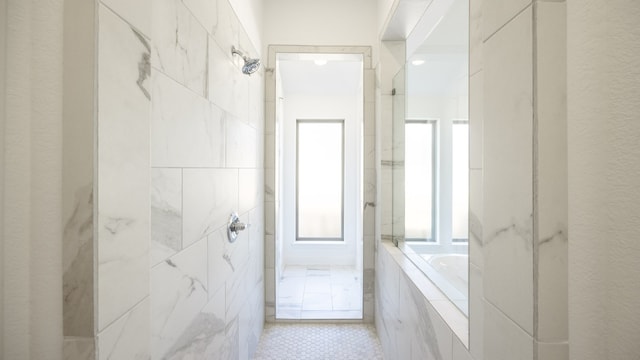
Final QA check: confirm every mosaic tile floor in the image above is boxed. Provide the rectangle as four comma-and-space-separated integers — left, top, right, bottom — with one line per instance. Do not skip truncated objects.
277, 265, 362, 320
252, 323, 384, 360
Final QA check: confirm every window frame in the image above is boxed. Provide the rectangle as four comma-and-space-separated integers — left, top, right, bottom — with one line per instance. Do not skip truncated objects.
295, 119, 346, 241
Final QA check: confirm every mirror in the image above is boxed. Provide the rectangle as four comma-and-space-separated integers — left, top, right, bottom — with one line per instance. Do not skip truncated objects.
392, 0, 469, 315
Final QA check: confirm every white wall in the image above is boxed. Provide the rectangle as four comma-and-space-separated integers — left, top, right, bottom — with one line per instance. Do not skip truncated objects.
568, 1, 640, 359
282, 94, 361, 266
263, 0, 378, 62
2, 0, 64, 358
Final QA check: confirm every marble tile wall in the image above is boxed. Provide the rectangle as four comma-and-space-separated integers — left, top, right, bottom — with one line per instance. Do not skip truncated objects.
86, 0, 265, 359
375, 1, 567, 360
96, 3, 151, 359
376, 243, 470, 360
62, 0, 96, 357
482, 1, 568, 358
148, 0, 265, 358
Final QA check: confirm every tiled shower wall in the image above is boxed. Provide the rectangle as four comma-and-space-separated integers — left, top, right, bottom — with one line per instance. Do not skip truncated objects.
63, 0, 265, 358
375, 1, 567, 359
148, 0, 265, 358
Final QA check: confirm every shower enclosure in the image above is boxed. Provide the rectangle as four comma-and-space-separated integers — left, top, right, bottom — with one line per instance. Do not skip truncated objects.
392, 0, 470, 315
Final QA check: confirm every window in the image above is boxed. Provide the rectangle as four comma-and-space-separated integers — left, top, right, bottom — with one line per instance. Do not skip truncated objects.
296, 120, 344, 240
452, 120, 469, 242
405, 120, 436, 241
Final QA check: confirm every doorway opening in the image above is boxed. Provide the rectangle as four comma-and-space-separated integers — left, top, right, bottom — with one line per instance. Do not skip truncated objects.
274, 51, 364, 320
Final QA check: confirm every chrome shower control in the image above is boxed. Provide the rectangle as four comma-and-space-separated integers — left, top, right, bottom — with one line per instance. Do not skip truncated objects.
227, 213, 247, 243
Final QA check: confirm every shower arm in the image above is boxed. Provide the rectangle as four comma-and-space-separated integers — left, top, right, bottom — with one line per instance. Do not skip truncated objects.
232, 46, 249, 61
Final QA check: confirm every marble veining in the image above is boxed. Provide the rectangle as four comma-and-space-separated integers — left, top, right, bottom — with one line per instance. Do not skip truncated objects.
103, 217, 136, 235
151, 239, 208, 359
97, 297, 150, 360
399, 275, 448, 360
63, 183, 94, 336
131, 28, 151, 100
97, 3, 150, 332
151, 0, 208, 96
151, 168, 182, 265
469, 210, 483, 247
162, 312, 227, 359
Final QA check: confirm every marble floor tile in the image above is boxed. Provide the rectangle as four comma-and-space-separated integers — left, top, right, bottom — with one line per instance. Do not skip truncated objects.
253, 323, 384, 360
277, 265, 362, 320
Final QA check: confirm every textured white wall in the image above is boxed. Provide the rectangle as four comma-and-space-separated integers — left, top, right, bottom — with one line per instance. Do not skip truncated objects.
568, 1, 640, 359
2, 0, 64, 359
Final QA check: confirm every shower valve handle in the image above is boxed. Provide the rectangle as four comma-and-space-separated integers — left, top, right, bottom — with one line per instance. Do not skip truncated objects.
227, 213, 248, 243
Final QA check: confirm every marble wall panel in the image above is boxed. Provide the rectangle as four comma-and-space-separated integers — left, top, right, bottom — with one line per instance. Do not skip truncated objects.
182, 0, 218, 35
482, 0, 530, 41
482, 6, 534, 335
100, 0, 151, 37
398, 273, 453, 360
249, 72, 265, 130
239, 169, 260, 215
469, 0, 483, 75
375, 248, 399, 358
469, 72, 483, 171
150, 168, 182, 265
226, 116, 257, 168
161, 286, 228, 359
483, 300, 533, 360
97, 3, 151, 331
151, 70, 225, 168
63, 338, 94, 360
182, 168, 238, 247
469, 263, 484, 360
469, 169, 483, 269
151, 239, 208, 359
151, 0, 208, 96
97, 297, 150, 360
63, 183, 94, 336
208, 37, 249, 120
535, 0, 568, 344
210, 0, 240, 60
207, 228, 233, 298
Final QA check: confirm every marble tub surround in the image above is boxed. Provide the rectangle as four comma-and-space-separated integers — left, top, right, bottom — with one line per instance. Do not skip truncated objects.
376, 242, 468, 359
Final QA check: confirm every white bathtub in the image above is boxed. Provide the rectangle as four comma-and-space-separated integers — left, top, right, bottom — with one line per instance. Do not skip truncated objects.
422, 254, 468, 297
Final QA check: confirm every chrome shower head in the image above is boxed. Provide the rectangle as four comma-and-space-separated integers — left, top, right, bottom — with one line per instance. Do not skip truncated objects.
231, 46, 261, 76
